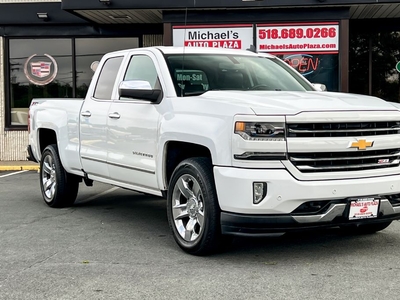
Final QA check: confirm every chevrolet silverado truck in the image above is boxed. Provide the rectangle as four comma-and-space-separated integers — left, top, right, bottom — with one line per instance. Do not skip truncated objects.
27, 46, 400, 255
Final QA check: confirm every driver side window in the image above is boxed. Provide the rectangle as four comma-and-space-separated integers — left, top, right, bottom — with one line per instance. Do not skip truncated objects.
124, 55, 160, 89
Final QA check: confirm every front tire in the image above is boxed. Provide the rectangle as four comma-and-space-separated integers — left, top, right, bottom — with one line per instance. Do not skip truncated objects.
167, 157, 223, 255
40, 144, 79, 208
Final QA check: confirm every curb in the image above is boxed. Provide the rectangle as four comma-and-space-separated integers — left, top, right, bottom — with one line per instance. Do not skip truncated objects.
0, 165, 40, 171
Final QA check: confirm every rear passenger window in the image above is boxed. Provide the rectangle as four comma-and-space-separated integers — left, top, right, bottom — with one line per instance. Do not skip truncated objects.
94, 56, 123, 100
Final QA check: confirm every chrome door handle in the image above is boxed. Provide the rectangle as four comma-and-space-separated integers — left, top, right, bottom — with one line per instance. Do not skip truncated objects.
81, 111, 91, 117
108, 112, 121, 119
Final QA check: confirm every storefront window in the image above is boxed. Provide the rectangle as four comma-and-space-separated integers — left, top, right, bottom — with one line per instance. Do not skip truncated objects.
9, 39, 72, 126
277, 53, 339, 91
75, 38, 139, 98
350, 30, 400, 102
349, 32, 369, 96
8, 37, 139, 127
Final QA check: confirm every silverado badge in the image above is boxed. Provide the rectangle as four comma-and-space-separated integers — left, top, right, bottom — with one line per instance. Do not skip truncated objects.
349, 139, 374, 150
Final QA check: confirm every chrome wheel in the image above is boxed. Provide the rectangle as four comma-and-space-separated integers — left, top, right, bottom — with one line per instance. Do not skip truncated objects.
167, 157, 225, 255
42, 154, 56, 201
172, 174, 205, 242
39, 144, 79, 208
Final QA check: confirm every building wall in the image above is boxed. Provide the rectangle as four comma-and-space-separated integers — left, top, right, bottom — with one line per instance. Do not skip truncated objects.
0, 36, 28, 161
143, 34, 163, 47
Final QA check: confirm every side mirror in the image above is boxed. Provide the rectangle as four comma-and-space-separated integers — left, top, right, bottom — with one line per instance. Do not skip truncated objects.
312, 83, 327, 92
118, 80, 162, 102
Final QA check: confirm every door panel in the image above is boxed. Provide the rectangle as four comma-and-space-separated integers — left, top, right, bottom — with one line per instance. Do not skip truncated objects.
79, 99, 111, 178
79, 56, 123, 179
107, 101, 159, 190
107, 54, 161, 191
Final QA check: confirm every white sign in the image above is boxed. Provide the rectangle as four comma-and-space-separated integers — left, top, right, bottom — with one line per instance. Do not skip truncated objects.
256, 22, 339, 54
349, 198, 379, 220
173, 25, 253, 50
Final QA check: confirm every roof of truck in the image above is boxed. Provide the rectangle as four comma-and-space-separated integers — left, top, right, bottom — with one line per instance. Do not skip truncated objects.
155, 46, 275, 57
106, 46, 275, 58
103, 47, 278, 62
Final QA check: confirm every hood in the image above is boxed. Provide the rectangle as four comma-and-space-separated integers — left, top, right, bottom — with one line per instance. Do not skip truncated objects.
198, 91, 398, 115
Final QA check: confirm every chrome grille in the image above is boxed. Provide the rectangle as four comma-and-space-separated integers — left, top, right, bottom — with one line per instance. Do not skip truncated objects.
288, 121, 400, 137
289, 149, 400, 173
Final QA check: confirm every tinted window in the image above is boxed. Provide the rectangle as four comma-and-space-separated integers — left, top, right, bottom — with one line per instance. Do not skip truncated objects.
94, 56, 123, 100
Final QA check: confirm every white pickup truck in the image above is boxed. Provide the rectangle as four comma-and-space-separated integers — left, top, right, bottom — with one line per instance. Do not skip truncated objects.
28, 46, 400, 255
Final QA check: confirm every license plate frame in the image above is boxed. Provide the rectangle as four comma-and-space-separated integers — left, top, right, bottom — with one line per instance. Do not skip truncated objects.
348, 197, 380, 220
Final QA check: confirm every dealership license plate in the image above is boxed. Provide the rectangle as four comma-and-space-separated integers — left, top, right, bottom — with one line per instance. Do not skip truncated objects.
348, 198, 379, 220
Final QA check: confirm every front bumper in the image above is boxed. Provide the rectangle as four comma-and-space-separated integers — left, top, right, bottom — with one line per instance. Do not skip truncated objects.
221, 199, 400, 236
213, 167, 400, 214
213, 166, 400, 235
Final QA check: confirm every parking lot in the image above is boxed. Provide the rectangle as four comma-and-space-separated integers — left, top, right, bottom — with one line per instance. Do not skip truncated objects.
1, 170, 400, 300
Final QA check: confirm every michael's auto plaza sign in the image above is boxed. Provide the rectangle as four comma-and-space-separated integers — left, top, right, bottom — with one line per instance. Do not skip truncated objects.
173, 25, 253, 50
173, 23, 339, 54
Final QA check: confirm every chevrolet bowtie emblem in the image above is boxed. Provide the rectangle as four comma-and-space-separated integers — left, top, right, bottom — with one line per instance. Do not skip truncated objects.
349, 139, 374, 150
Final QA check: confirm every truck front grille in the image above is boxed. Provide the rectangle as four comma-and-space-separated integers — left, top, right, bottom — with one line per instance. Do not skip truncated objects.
288, 121, 400, 138
289, 148, 400, 173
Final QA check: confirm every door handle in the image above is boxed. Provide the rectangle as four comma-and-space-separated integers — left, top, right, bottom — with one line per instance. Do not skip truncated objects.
81, 111, 92, 117
108, 112, 121, 119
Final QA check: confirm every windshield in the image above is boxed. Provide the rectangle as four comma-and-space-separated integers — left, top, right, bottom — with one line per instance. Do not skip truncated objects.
165, 54, 314, 97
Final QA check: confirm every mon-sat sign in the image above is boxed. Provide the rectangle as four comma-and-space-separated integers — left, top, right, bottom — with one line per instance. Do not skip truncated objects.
172, 24, 253, 50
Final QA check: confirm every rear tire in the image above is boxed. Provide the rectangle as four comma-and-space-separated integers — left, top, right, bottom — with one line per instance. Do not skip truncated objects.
340, 221, 392, 234
40, 144, 79, 208
167, 157, 225, 255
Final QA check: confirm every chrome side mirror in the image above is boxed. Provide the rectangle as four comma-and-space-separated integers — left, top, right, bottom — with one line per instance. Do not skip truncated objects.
118, 80, 161, 102
312, 83, 327, 92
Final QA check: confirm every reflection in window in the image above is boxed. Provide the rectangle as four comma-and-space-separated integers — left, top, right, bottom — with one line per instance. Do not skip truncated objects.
124, 55, 159, 89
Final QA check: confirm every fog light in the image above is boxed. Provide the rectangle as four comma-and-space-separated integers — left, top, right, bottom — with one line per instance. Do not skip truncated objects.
253, 182, 267, 204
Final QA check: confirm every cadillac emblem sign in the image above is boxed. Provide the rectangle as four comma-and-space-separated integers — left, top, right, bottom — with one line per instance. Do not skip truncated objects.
24, 54, 58, 86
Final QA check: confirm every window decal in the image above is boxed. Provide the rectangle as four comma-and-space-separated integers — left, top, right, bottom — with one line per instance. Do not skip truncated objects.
24, 54, 58, 86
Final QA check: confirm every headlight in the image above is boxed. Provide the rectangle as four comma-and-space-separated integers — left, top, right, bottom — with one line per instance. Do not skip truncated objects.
235, 122, 285, 141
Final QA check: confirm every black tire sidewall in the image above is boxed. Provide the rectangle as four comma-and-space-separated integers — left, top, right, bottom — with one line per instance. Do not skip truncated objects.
167, 158, 220, 255
40, 144, 76, 208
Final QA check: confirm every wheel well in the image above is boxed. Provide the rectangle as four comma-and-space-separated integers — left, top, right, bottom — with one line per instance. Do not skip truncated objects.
165, 141, 212, 186
38, 128, 57, 155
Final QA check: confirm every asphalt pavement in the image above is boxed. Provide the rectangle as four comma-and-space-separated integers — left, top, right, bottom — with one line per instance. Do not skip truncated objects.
1, 169, 400, 300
